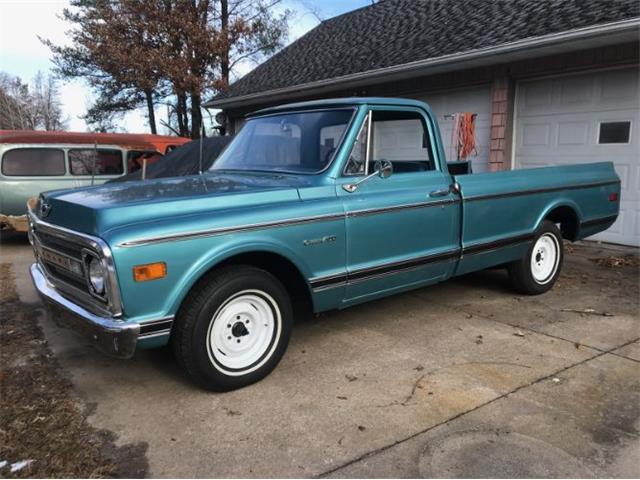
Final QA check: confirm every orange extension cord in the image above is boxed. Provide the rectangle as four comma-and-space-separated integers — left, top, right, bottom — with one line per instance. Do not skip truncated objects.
450, 112, 477, 160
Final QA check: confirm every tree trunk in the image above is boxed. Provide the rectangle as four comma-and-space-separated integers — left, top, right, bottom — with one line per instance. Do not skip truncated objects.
220, 0, 229, 91
176, 92, 188, 137
144, 89, 157, 134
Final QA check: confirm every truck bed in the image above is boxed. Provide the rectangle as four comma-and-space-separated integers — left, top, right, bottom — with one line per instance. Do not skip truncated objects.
453, 161, 620, 275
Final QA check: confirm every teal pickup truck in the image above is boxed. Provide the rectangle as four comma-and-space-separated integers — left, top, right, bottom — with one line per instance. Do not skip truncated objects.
28, 98, 620, 391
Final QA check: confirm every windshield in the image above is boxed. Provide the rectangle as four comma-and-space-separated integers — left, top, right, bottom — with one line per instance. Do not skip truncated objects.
211, 109, 354, 174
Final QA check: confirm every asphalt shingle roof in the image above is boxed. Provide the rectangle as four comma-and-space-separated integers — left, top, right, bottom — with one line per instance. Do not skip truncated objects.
215, 0, 639, 102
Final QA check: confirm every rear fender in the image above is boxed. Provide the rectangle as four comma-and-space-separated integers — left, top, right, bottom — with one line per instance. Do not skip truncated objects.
535, 199, 583, 238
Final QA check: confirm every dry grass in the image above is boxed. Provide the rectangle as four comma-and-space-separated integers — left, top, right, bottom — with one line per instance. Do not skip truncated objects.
593, 255, 640, 269
0, 263, 147, 478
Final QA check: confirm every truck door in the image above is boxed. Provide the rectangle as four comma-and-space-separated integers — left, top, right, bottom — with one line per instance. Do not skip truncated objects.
337, 107, 460, 304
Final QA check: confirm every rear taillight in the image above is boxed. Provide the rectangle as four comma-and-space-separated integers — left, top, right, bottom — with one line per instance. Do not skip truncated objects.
608, 192, 619, 202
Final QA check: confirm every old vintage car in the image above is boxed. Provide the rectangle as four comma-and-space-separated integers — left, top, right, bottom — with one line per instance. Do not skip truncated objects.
0, 130, 190, 230
27, 98, 620, 391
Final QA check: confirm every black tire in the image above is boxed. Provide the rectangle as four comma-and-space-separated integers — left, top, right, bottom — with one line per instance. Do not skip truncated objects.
171, 265, 293, 391
508, 220, 564, 295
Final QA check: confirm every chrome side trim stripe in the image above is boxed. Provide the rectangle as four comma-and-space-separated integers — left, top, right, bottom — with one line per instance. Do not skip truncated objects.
119, 212, 346, 247
138, 328, 172, 340
310, 248, 461, 291
462, 232, 535, 256
347, 198, 458, 218
464, 180, 620, 202
119, 200, 458, 247
138, 316, 174, 336
580, 214, 618, 228
310, 231, 537, 291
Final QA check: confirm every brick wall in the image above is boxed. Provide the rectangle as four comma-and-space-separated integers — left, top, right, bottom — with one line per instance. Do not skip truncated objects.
488, 76, 511, 171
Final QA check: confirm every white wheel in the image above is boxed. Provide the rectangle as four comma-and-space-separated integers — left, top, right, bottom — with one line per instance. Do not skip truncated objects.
206, 290, 281, 376
530, 233, 560, 285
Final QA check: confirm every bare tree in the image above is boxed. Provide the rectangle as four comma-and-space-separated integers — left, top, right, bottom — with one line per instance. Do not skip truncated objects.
0, 71, 68, 131
45, 0, 290, 138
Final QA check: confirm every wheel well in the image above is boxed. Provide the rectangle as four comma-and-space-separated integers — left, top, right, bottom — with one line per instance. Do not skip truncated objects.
545, 206, 579, 241
217, 251, 313, 315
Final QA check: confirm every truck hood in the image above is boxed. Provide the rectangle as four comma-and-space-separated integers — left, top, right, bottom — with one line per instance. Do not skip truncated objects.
36, 172, 311, 236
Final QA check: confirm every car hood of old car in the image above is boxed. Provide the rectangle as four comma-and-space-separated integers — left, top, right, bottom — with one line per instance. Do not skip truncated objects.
36, 172, 315, 237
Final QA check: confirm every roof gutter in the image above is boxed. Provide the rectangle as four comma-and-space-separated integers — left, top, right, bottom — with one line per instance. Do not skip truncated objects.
205, 18, 640, 109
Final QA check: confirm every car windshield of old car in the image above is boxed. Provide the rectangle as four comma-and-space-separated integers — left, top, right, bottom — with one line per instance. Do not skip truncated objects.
211, 109, 354, 174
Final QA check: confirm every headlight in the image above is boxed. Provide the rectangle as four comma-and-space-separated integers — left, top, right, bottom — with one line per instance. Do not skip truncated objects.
88, 257, 106, 295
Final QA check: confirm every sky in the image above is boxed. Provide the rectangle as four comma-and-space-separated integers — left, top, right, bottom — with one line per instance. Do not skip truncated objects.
0, 0, 371, 133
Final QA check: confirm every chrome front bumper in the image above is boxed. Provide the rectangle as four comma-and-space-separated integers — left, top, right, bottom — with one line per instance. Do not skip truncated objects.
30, 263, 139, 358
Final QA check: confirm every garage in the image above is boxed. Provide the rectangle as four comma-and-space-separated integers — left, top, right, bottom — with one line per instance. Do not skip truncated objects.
415, 85, 492, 172
514, 67, 639, 246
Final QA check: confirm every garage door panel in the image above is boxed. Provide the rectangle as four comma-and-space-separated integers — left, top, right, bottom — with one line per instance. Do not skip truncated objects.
520, 82, 553, 111
560, 76, 594, 106
557, 121, 590, 146
600, 69, 639, 104
515, 67, 639, 246
521, 123, 552, 147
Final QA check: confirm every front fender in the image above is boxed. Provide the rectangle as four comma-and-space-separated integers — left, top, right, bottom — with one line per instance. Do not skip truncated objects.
164, 237, 313, 316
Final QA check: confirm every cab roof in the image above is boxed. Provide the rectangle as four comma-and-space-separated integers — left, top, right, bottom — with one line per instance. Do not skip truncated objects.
249, 97, 432, 117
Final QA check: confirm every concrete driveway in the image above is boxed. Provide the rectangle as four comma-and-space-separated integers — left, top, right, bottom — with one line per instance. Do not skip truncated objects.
2, 234, 639, 478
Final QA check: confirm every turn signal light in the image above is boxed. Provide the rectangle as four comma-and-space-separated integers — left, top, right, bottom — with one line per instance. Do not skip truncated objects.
133, 262, 167, 282
608, 192, 619, 202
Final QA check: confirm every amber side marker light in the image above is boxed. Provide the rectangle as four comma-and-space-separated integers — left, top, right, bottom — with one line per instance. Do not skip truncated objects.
133, 262, 167, 282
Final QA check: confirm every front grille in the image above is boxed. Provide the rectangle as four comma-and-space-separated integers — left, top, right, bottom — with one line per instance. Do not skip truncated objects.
43, 262, 87, 291
29, 217, 121, 318
37, 231, 83, 258
34, 230, 89, 291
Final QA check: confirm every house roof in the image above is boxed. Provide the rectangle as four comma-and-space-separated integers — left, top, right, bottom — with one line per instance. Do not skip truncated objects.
207, 0, 639, 108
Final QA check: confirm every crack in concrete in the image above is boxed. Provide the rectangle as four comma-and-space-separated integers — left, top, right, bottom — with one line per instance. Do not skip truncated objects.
406, 290, 608, 353
317, 337, 639, 478
471, 309, 640, 365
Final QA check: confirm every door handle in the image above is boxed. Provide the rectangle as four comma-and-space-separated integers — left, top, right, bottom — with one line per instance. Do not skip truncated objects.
429, 188, 450, 198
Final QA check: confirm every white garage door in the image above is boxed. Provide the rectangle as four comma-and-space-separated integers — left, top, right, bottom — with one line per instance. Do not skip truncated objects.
515, 67, 639, 246
414, 85, 492, 172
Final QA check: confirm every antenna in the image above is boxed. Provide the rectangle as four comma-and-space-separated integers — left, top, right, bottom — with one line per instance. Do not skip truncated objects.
91, 140, 97, 186
198, 124, 205, 175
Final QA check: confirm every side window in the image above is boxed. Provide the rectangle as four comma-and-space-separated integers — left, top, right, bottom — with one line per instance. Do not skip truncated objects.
2, 148, 65, 176
344, 113, 370, 175
127, 150, 161, 173
371, 110, 434, 173
68, 149, 124, 175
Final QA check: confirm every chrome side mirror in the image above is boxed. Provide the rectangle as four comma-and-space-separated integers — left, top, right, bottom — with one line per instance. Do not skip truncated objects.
376, 159, 393, 179
343, 160, 393, 193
